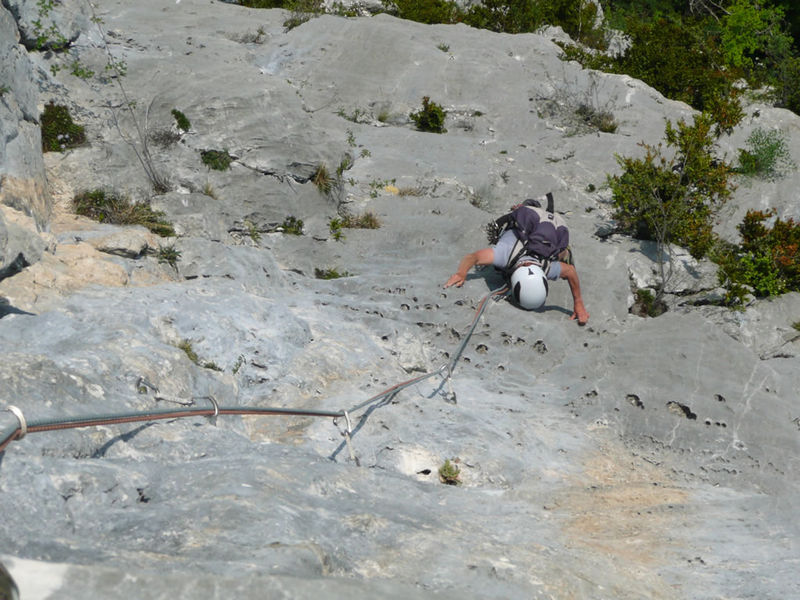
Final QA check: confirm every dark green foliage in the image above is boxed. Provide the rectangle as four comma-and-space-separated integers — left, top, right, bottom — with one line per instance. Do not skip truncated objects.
390, 0, 462, 24
466, 0, 604, 47
281, 216, 304, 235
200, 149, 233, 171
171, 109, 191, 132
157, 245, 182, 268
73, 189, 176, 237
410, 96, 447, 133
238, 0, 287, 7
631, 288, 667, 317
388, 0, 604, 47
736, 127, 795, 181
612, 16, 737, 114
41, 102, 86, 152
770, 54, 800, 115
608, 113, 733, 260
715, 209, 800, 303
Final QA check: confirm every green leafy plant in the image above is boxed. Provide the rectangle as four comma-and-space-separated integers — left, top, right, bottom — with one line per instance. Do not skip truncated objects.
336, 106, 369, 123
281, 215, 304, 235
630, 288, 667, 317
389, 0, 461, 25
73, 189, 176, 237
283, 0, 325, 30
410, 96, 447, 133
32, 0, 69, 51
438, 458, 461, 485
608, 113, 734, 302
157, 244, 181, 269
329, 217, 345, 241
200, 149, 233, 171
792, 320, 800, 332
69, 59, 94, 80
715, 209, 800, 304
40, 101, 86, 152
437, 42, 450, 52
369, 178, 396, 198
736, 127, 795, 180
314, 267, 349, 279
171, 108, 191, 132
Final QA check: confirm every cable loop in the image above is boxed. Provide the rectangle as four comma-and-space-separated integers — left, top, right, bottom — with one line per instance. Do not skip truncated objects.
207, 395, 219, 418
7, 406, 27, 440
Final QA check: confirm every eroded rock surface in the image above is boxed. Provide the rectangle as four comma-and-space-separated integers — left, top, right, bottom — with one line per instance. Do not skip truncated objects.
0, 1, 798, 599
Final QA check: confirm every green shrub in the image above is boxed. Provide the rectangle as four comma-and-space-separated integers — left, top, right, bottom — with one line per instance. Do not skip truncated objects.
410, 96, 447, 133
238, 0, 287, 7
41, 102, 86, 152
73, 189, 176, 237
608, 113, 733, 260
735, 127, 795, 180
200, 149, 233, 171
612, 16, 738, 115
281, 215, 304, 235
171, 108, 191, 132
390, 0, 461, 24
438, 459, 461, 485
715, 209, 800, 304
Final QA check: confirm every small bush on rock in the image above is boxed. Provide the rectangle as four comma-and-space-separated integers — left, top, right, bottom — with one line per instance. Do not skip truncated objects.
715, 209, 800, 304
735, 127, 795, 180
609, 113, 733, 260
171, 109, 191, 132
410, 96, 447, 133
200, 149, 233, 171
281, 216, 304, 235
41, 102, 86, 152
73, 189, 176, 237
438, 459, 461, 485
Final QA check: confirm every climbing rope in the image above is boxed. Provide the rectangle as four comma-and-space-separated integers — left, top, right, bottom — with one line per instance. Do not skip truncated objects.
0, 286, 509, 457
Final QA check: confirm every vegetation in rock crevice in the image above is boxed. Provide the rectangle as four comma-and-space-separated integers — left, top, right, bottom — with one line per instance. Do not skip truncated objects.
73, 189, 176, 237
41, 102, 86, 152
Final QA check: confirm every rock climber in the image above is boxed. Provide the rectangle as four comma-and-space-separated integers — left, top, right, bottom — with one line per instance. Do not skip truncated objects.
444, 193, 589, 325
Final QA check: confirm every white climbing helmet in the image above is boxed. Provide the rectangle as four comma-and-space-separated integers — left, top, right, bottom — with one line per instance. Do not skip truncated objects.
510, 262, 548, 310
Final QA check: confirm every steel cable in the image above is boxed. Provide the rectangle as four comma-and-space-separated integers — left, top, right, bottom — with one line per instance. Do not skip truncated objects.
1, 286, 508, 456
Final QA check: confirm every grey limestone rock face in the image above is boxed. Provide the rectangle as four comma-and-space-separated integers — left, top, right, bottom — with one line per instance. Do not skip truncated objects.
0, 3, 51, 232
0, 1, 798, 599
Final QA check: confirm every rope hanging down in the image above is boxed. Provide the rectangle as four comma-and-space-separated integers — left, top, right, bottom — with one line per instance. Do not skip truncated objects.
0, 286, 508, 456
